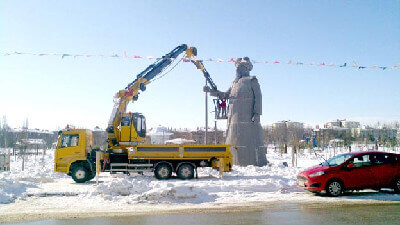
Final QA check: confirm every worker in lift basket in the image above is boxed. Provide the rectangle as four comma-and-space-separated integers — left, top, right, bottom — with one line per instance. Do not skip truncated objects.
220, 98, 227, 117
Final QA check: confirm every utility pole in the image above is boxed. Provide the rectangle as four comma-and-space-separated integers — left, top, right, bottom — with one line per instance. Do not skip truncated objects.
214, 120, 217, 144
2, 116, 9, 154
204, 81, 208, 144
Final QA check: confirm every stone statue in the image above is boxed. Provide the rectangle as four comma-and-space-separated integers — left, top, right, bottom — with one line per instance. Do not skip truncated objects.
208, 57, 267, 166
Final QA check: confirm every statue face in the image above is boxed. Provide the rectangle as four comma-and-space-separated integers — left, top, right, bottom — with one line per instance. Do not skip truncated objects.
235, 57, 253, 80
236, 64, 250, 78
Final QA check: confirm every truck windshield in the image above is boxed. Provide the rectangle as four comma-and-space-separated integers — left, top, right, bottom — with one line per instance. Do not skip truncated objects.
322, 153, 354, 166
133, 114, 146, 138
60, 134, 79, 148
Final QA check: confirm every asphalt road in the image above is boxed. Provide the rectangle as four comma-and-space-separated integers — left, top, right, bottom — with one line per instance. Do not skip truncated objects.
6, 203, 400, 225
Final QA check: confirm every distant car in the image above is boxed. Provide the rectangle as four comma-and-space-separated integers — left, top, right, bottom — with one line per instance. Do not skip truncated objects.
297, 151, 400, 197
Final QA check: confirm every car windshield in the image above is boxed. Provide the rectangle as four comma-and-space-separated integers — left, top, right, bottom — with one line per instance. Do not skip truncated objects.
322, 153, 354, 166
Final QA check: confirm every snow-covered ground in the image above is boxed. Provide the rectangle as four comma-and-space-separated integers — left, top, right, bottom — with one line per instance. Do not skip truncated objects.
1, 147, 400, 222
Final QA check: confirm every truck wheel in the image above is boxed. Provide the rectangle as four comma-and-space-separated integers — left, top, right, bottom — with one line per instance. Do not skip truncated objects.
71, 166, 88, 183
325, 180, 344, 197
87, 172, 96, 181
177, 163, 194, 180
393, 177, 400, 194
154, 163, 172, 180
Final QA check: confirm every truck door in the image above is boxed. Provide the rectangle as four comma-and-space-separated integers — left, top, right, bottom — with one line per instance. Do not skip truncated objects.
55, 133, 84, 173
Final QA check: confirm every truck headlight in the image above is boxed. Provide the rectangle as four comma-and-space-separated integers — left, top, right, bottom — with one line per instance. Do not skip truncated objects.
309, 171, 326, 177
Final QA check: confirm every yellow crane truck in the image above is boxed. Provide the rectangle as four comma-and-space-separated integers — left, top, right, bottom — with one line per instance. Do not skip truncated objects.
54, 44, 232, 183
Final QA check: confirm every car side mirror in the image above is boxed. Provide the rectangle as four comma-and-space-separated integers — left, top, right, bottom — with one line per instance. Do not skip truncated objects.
346, 163, 354, 169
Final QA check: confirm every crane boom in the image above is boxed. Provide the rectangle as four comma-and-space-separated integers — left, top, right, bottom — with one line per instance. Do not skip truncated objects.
106, 44, 198, 147
190, 59, 218, 91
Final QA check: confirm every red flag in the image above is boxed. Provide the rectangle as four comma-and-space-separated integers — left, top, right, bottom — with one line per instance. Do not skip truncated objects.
274, 61, 280, 64
229, 58, 235, 62
133, 55, 141, 58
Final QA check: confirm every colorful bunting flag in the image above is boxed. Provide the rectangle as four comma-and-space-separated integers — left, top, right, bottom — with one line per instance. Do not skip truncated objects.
1, 51, 395, 71
61, 54, 71, 59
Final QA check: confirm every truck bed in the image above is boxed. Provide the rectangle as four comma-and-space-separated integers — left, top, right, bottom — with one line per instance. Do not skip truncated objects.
127, 144, 230, 160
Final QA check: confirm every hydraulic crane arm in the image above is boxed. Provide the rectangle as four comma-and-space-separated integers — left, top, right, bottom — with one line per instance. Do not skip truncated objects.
107, 44, 197, 147
191, 58, 229, 120
190, 59, 218, 91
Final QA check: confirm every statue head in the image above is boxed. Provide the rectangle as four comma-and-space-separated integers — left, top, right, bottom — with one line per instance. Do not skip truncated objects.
235, 57, 253, 81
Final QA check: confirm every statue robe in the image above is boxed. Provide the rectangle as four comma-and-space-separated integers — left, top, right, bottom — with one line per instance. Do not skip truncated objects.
225, 76, 267, 166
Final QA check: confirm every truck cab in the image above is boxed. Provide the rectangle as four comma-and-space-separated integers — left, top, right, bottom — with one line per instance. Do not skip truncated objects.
55, 129, 96, 182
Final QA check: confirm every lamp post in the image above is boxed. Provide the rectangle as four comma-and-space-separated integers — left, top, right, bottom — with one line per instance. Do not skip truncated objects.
204, 82, 208, 144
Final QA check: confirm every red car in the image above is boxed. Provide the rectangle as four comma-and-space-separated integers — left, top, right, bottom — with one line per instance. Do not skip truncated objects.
297, 151, 400, 196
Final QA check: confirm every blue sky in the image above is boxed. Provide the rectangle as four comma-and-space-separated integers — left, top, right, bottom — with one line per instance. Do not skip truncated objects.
0, 0, 399, 130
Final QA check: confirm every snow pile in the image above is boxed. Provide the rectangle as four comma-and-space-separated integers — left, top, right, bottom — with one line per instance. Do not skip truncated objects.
0, 173, 33, 204
0, 151, 67, 204
10, 153, 65, 183
89, 154, 303, 204
94, 176, 215, 203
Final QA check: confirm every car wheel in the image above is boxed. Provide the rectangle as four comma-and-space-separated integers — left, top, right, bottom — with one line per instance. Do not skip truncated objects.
71, 166, 88, 183
177, 163, 195, 180
326, 180, 344, 197
394, 177, 400, 194
154, 163, 172, 180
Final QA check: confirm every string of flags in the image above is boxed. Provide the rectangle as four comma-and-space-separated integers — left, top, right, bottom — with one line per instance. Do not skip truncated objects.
2, 51, 398, 71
